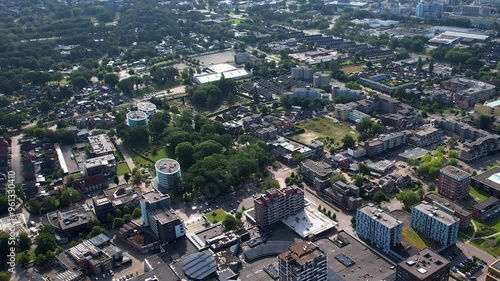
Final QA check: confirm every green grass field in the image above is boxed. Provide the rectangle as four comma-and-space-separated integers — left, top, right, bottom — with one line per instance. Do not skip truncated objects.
144, 148, 168, 162
469, 186, 489, 201
402, 226, 437, 250
470, 238, 500, 257
291, 117, 359, 149
205, 209, 227, 223
116, 162, 131, 176
131, 150, 155, 167
341, 64, 365, 74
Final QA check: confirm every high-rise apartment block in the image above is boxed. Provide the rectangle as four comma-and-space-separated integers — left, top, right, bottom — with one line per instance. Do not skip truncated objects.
278, 241, 327, 281
254, 186, 304, 227
438, 166, 471, 201
396, 248, 451, 281
411, 202, 460, 249
355, 204, 403, 253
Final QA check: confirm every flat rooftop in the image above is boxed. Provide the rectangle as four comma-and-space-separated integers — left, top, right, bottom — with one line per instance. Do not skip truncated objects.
316, 231, 396, 281
88, 134, 115, 155
399, 147, 431, 160
126, 110, 148, 120
84, 154, 115, 169
149, 208, 181, 225
413, 202, 460, 226
473, 166, 500, 193
440, 166, 470, 181
398, 248, 450, 280
358, 204, 402, 229
484, 99, 500, 108
155, 158, 180, 174
142, 191, 170, 204
424, 193, 472, 218
281, 206, 337, 238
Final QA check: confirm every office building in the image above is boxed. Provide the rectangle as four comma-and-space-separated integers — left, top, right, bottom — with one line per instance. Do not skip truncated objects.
147, 208, 185, 243
355, 204, 403, 253
298, 159, 333, 190
278, 241, 327, 281
312, 72, 330, 88
416, 1, 444, 19
396, 248, 451, 281
126, 111, 148, 127
140, 191, 171, 226
424, 193, 472, 229
84, 154, 116, 177
88, 134, 116, 157
291, 66, 314, 81
137, 102, 157, 120
438, 166, 471, 201
254, 185, 304, 227
486, 260, 500, 281
473, 197, 500, 222
411, 202, 460, 249
154, 158, 181, 192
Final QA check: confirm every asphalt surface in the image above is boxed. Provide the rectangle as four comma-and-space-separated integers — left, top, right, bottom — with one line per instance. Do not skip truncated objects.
10, 134, 22, 184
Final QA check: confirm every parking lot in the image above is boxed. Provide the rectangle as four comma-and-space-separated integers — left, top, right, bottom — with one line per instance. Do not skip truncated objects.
192, 50, 236, 65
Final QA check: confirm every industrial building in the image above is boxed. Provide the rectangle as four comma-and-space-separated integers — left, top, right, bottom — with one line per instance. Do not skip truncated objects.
192, 63, 252, 84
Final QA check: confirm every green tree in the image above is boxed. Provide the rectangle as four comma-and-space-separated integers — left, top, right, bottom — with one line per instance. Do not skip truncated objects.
17, 252, 30, 265
132, 208, 142, 219
124, 173, 130, 183
396, 190, 422, 210
115, 209, 123, 218
448, 158, 459, 166
28, 198, 41, 214
262, 179, 280, 191
175, 142, 194, 167
60, 189, 72, 207
235, 212, 243, 220
358, 163, 371, 176
18, 232, 31, 252
478, 115, 492, 130
35, 254, 47, 267
87, 226, 106, 239
104, 73, 119, 89
41, 196, 56, 211
373, 191, 388, 203
351, 174, 364, 187
222, 214, 238, 230
113, 175, 119, 186
408, 157, 420, 166
107, 214, 114, 224
428, 60, 434, 74
113, 218, 124, 229
34, 232, 57, 256
292, 153, 306, 163
123, 214, 132, 223
341, 134, 355, 149
330, 173, 347, 184
416, 57, 423, 72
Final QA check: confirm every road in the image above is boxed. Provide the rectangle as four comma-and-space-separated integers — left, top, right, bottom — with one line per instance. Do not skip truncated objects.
10, 134, 22, 184
115, 138, 136, 171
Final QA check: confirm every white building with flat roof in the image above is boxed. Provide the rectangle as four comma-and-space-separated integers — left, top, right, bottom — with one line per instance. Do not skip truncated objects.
193, 63, 252, 84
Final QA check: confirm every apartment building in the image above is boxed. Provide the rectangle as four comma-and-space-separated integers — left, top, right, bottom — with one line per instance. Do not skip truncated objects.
323, 181, 362, 211
355, 204, 403, 253
438, 166, 471, 201
473, 197, 500, 222
424, 193, 472, 229
363, 132, 407, 156
407, 127, 442, 147
299, 159, 333, 190
254, 185, 304, 227
278, 241, 327, 281
411, 202, 460, 249
396, 248, 451, 281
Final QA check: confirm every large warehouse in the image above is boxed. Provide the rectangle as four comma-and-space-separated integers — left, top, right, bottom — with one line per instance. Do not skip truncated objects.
192, 63, 252, 84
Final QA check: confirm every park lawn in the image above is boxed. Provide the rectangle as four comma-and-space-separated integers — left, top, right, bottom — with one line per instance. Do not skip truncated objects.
470, 238, 500, 257
473, 216, 500, 234
292, 117, 359, 149
341, 64, 365, 74
205, 209, 227, 223
131, 150, 155, 167
116, 162, 131, 176
145, 148, 168, 162
402, 226, 437, 250
469, 186, 489, 201
461, 225, 474, 237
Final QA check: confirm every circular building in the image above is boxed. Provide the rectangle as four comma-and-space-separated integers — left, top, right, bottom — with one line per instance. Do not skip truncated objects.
137, 102, 157, 120
126, 111, 148, 127
155, 158, 181, 192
